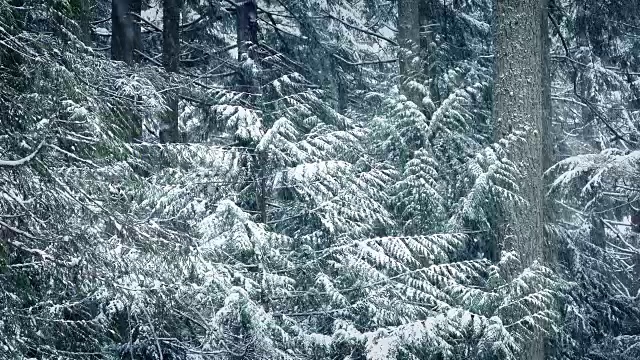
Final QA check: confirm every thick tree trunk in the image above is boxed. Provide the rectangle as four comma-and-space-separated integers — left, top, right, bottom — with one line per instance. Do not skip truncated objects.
236, 0, 259, 96
397, 0, 421, 104
130, 0, 142, 62
112, 0, 142, 140
541, 0, 557, 267
111, 0, 133, 63
493, 0, 544, 356
159, 0, 181, 143
236, 0, 258, 62
541, 0, 553, 173
236, 0, 266, 222
79, 0, 93, 45
493, 0, 544, 261
419, 0, 436, 106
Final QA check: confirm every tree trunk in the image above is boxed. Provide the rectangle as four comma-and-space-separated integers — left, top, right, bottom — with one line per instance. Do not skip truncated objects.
111, 0, 133, 63
236, 0, 259, 96
236, 0, 258, 62
493, 0, 544, 356
541, 0, 553, 173
575, 0, 598, 150
420, 0, 436, 97
79, 0, 93, 45
112, 0, 142, 141
541, 0, 557, 267
160, 0, 181, 143
236, 0, 266, 222
397, 0, 421, 104
131, 0, 142, 140
130, 0, 142, 62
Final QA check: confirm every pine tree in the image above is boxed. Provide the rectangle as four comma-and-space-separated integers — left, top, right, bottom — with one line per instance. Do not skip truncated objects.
2, 0, 639, 359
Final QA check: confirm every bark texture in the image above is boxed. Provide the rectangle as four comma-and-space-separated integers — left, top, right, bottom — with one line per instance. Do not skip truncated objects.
541, 0, 553, 172
493, 0, 544, 261
541, 0, 557, 267
160, 0, 181, 143
397, 0, 421, 102
493, 0, 545, 358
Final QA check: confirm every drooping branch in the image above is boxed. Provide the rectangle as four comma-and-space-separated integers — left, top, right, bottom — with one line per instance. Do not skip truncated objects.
548, 13, 635, 145
91, 17, 110, 25
180, 16, 204, 30
323, 13, 398, 46
0, 220, 80, 267
332, 54, 397, 66
130, 12, 163, 33
0, 141, 45, 167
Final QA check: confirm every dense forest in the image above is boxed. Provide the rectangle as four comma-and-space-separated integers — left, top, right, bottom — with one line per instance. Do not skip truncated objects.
1, 0, 640, 359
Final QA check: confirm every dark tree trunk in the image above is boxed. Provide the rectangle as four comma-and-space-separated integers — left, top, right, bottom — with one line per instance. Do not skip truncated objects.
419, 0, 436, 106
236, 0, 258, 62
159, 0, 181, 143
111, 0, 133, 64
236, 0, 266, 222
79, 0, 93, 45
493, 0, 544, 355
236, 0, 259, 96
397, 0, 421, 104
336, 73, 348, 113
130, 0, 142, 62
112, 0, 142, 141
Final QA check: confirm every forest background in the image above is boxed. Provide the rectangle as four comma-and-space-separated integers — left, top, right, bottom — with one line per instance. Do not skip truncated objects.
1, 0, 640, 359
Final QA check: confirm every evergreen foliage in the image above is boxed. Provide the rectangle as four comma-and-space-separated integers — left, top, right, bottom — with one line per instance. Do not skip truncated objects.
0, 0, 639, 359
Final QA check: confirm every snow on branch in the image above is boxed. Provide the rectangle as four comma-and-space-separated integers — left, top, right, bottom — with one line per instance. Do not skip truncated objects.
0, 219, 81, 267
0, 141, 45, 167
